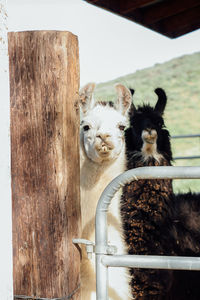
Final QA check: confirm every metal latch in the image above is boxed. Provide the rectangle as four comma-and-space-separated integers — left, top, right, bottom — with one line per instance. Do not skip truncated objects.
73, 238, 117, 258
106, 244, 117, 255
73, 238, 95, 259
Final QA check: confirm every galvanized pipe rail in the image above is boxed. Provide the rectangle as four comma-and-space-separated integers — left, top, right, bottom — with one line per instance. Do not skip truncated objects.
174, 155, 200, 160
171, 134, 200, 139
95, 166, 200, 300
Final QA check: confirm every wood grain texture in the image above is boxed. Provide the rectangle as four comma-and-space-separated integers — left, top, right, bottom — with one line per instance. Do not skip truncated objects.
84, 0, 200, 38
8, 31, 81, 299
120, 0, 155, 14
142, 0, 200, 25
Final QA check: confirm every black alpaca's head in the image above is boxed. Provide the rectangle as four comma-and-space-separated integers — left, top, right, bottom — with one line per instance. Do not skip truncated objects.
125, 88, 173, 163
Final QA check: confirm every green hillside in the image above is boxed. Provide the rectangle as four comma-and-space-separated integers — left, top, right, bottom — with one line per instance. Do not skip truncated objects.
94, 52, 200, 193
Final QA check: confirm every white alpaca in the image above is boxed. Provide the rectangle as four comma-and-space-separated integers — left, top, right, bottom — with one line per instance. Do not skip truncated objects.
79, 83, 132, 300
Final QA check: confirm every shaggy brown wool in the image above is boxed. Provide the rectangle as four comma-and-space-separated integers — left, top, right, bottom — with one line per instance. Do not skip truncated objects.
122, 88, 200, 299
121, 88, 174, 299
121, 158, 175, 299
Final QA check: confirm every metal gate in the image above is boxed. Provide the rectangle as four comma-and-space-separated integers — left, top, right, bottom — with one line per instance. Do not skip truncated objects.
95, 166, 200, 299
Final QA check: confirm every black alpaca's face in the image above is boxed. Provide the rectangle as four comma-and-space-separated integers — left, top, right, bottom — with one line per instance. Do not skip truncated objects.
126, 88, 172, 162
127, 107, 165, 160
131, 107, 165, 144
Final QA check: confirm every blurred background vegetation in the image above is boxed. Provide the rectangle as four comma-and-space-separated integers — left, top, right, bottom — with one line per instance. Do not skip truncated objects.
94, 51, 200, 193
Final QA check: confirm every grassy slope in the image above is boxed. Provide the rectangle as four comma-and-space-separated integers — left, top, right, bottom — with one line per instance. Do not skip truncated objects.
94, 52, 200, 193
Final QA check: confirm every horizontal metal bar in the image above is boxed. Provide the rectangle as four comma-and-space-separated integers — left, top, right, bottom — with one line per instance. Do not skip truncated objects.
171, 134, 200, 139
174, 155, 200, 160
72, 238, 94, 246
101, 255, 200, 271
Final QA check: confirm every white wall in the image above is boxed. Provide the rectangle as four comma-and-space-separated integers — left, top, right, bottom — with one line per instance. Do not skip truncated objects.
0, 0, 13, 299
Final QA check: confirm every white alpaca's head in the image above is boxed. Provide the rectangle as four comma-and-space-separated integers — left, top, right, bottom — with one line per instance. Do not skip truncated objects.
80, 83, 132, 164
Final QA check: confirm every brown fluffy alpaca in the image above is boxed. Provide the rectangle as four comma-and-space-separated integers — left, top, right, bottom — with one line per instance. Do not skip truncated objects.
121, 88, 175, 299
122, 88, 200, 300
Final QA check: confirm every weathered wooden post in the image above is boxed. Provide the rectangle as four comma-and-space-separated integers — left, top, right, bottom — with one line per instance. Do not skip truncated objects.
0, 0, 13, 299
8, 31, 81, 299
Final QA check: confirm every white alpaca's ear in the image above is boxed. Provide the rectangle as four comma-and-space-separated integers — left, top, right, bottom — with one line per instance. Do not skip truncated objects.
79, 83, 96, 114
115, 84, 132, 116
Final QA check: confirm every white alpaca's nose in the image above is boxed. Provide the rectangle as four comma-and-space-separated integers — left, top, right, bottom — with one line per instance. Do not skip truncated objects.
96, 133, 111, 141
95, 132, 114, 154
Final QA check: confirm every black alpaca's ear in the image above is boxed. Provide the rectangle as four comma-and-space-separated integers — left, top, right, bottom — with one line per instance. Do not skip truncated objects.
154, 88, 167, 115
129, 102, 135, 118
129, 88, 135, 96
127, 88, 135, 117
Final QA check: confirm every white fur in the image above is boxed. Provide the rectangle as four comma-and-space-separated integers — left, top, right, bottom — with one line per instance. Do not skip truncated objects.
80, 83, 132, 300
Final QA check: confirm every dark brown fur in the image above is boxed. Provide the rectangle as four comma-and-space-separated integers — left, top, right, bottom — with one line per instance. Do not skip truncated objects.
122, 88, 200, 299
121, 158, 175, 299
121, 89, 174, 299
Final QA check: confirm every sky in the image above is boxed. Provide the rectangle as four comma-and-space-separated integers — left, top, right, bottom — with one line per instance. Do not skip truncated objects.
7, 0, 200, 86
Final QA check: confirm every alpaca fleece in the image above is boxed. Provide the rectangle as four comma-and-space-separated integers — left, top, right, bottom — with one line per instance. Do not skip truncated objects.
121, 158, 175, 299
121, 88, 200, 299
80, 83, 132, 300
121, 89, 175, 299
167, 192, 200, 300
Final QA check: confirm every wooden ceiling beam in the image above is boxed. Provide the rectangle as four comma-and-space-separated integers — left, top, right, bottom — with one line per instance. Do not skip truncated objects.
168, 21, 200, 38
142, 0, 200, 25
161, 6, 200, 34
150, 6, 200, 37
85, 0, 121, 13
86, 0, 99, 2
119, 0, 156, 14
83, 0, 200, 38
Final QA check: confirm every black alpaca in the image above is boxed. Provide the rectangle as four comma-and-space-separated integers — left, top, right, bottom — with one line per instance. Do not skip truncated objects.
121, 88, 174, 299
121, 88, 200, 299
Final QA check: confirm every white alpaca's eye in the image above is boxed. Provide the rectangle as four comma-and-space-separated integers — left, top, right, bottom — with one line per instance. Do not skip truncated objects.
118, 125, 126, 131
83, 125, 90, 131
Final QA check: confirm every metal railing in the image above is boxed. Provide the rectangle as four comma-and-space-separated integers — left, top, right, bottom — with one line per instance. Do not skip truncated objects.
171, 134, 200, 160
95, 166, 200, 300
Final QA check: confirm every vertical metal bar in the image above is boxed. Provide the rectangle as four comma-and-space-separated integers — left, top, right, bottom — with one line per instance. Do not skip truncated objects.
95, 194, 109, 299
96, 254, 108, 300
0, 0, 13, 298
